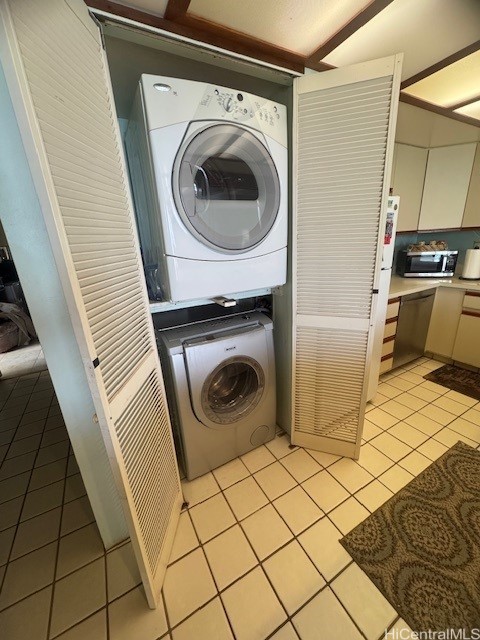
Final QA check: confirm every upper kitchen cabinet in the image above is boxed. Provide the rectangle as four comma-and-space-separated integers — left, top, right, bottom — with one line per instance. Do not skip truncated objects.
462, 143, 480, 228
418, 143, 477, 230
392, 143, 428, 232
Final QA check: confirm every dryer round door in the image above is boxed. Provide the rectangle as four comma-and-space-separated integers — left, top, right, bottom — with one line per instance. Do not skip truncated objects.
173, 123, 280, 254
201, 355, 265, 425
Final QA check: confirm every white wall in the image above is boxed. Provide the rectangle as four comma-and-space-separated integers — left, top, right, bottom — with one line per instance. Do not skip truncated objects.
0, 63, 128, 549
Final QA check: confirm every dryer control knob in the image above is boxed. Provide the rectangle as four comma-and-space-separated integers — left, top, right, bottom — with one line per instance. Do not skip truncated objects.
223, 96, 235, 112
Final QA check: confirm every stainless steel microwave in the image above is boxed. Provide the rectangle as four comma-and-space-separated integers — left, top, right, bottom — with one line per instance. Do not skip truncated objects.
396, 250, 458, 277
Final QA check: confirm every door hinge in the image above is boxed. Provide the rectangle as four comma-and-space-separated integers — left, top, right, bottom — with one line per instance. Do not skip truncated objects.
89, 10, 106, 50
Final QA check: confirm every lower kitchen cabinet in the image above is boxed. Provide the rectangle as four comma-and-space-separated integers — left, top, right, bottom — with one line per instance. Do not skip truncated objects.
425, 288, 464, 358
379, 298, 400, 374
452, 292, 480, 367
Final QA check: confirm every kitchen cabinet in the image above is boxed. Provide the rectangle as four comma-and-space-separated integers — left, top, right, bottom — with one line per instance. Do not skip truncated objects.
452, 292, 480, 367
392, 143, 428, 232
425, 287, 464, 358
418, 143, 477, 230
379, 298, 400, 374
462, 143, 480, 228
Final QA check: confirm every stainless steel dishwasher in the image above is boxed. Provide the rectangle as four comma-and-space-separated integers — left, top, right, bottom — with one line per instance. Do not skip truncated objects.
392, 289, 436, 368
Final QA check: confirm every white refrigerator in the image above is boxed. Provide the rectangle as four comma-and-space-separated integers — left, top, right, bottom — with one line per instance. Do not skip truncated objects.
367, 196, 399, 401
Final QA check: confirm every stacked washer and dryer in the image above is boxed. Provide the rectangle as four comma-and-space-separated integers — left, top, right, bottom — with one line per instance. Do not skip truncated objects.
126, 75, 288, 479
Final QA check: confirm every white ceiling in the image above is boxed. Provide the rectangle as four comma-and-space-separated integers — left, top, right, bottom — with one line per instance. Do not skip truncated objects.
97, 0, 480, 124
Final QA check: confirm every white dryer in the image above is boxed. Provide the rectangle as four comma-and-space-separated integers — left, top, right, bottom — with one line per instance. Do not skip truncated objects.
157, 312, 276, 480
126, 75, 288, 302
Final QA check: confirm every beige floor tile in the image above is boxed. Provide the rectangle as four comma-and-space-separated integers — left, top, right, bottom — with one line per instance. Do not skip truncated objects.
212, 458, 249, 489
254, 461, 296, 500
280, 449, 321, 483
11, 507, 61, 559
168, 511, 199, 564
304, 450, 340, 467
398, 370, 426, 385
109, 585, 168, 640
418, 405, 456, 426
181, 472, 220, 507
172, 598, 233, 640
20, 479, 64, 521
387, 618, 415, 636
34, 441, 69, 467
409, 365, 433, 377
447, 417, 480, 443
240, 445, 275, 473
370, 432, 412, 462
0, 472, 30, 505
378, 465, 414, 493
163, 548, 216, 627
0, 526, 15, 565
0, 585, 52, 640
463, 407, 480, 426
29, 459, 67, 491
292, 587, 363, 640
388, 422, 429, 448
264, 541, 325, 615
358, 443, 394, 476
223, 476, 268, 521
362, 420, 382, 441
332, 564, 397, 639
50, 557, 106, 637
106, 541, 142, 602
61, 496, 95, 536
355, 480, 393, 512
382, 399, 416, 421
393, 392, 429, 411
270, 622, 300, 639
433, 427, 478, 448
328, 458, 374, 493
444, 390, 478, 407
64, 474, 87, 502
204, 525, 257, 590
0, 542, 56, 610
432, 395, 469, 417
221, 567, 286, 640
302, 470, 349, 513
0, 451, 36, 481
417, 438, 449, 461
421, 380, 449, 394
242, 504, 293, 560
385, 376, 416, 392
365, 407, 399, 429
55, 610, 107, 640
398, 451, 432, 476
298, 518, 351, 581
404, 412, 443, 436
189, 493, 236, 543
408, 386, 440, 403
370, 391, 389, 406
5, 434, 42, 459
56, 523, 104, 579
265, 434, 296, 459
0, 496, 23, 532
377, 382, 402, 399
329, 497, 369, 535
273, 486, 323, 535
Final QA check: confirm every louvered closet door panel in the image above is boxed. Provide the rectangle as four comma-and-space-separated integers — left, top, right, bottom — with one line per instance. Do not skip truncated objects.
1, 0, 181, 608
292, 56, 402, 457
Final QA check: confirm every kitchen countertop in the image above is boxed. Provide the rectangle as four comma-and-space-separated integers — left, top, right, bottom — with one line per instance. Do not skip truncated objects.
389, 274, 480, 299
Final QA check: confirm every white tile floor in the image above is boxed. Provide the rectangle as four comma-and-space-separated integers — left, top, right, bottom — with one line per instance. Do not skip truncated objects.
1, 356, 480, 639
0, 341, 47, 380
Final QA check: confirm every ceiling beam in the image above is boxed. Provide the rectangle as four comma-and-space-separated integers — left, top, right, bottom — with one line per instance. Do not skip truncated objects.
306, 0, 394, 63
449, 94, 480, 112
401, 40, 480, 90
399, 93, 480, 129
164, 0, 191, 22
87, 0, 304, 73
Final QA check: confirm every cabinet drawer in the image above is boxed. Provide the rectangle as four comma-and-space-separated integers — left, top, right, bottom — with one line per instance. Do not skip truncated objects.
380, 356, 393, 374
463, 292, 480, 311
384, 319, 397, 340
382, 337, 395, 358
386, 299, 400, 320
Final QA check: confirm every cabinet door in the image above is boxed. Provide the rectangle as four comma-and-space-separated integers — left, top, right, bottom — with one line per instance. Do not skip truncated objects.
462, 143, 480, 228
392, 143, 428, 232
425, 288, 464, 357
452, 313, 480, 367
0, 0, 181, 608
292, 54, 402, 458
418, 143, 476, 230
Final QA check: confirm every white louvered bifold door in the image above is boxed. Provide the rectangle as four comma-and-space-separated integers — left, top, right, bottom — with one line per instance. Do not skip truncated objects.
292, 56, 402, 458
0, 0, 182, 607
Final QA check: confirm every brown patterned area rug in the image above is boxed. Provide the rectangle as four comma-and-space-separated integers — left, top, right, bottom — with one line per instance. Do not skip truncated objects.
424, 364, 480, 402
340, 442, 480, 632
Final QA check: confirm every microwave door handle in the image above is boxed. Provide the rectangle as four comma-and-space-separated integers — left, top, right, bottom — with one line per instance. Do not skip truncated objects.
441, 255, 447, 271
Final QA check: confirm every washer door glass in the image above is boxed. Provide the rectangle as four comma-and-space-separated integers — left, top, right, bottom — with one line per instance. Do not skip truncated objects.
202, 356, 265, 424
174, 124, 280, 252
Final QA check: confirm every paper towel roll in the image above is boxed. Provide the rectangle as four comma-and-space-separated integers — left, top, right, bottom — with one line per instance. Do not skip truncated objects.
462, 248, 480, 280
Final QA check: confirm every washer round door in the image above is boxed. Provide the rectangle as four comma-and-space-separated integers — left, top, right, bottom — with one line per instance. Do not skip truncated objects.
173, 123, 281, 253
201, 355, 265, 425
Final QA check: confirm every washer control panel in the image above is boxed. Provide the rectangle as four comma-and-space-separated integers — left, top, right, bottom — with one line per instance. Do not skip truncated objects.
198, 86, 283, 130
